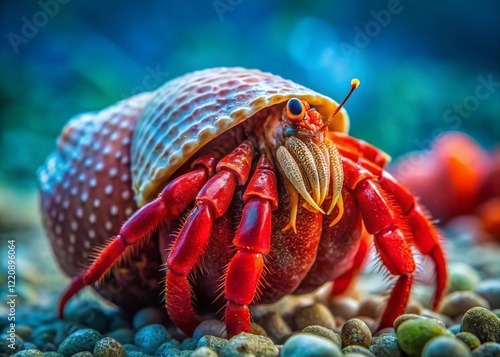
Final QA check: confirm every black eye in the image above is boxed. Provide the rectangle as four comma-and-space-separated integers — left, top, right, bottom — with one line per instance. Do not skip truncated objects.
287, 98, 303, 115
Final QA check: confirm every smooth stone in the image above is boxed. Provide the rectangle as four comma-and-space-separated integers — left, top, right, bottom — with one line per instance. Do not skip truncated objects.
396, 318, 453, 357
193, 320, 227, 340
329, 298, 359, 321
356, 296, 385, 320
475, 280, 500, 310
293, 303, 336, 330
439, 291, 490, 318
260, 313, 292, 344
302, 325, 341, 346
57, 329, 102, 357
472, 342, 500, 356
132, 308, 168, 331
421, 336, 471, 357
222, 332, 278, 357
447, 262, 481, 293
133, 324, 170, 354
281, 333, 342, 357
393, 314, 425, 332
105, 328, 135, 345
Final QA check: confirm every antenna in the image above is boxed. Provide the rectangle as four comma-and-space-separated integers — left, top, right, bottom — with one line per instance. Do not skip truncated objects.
321, 78, 360, 130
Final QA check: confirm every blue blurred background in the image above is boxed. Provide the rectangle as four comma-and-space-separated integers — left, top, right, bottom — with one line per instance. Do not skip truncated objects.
1, 0, 499, 189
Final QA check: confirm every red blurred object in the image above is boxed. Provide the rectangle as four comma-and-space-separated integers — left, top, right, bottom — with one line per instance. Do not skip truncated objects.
391, 131, 500, 239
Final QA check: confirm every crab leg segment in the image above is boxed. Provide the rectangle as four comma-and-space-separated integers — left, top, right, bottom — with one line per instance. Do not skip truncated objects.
58, 154, 217, 318
224, 155, 278, 337
165, 141, 254, 336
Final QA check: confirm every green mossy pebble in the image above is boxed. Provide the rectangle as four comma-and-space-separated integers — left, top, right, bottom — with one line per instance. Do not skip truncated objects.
461, 307, 500, 343
281, 333, 342, 357
106, 328, 135, 345
341, 318, 372, 348
57, 329, 102, 357
342, 345, 375, 356
393, 314, 425, 332
396, 318, 453, 357
421, 336, 471, 357
12, 349, 43, 357
302, 325, 341, 346
132, 308, 167, 331
133, 324, 170, 354
456, 332, 481, 350
196, 335, 228, 354
472, 342, 500, 357
369, 333, 403, 357
475, 280, 500, 310
41, 353, 63, 357
222, 332, 278, 357
93, 337, 125, 357
447, 263, 481, 293
191, 346, 217, 357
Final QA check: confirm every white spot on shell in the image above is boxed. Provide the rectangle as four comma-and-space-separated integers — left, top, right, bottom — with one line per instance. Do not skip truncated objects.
55, 194, 61, 204
69, 234, 76, 244
96, 162, 104, 172
62, 181, 69, 189
50, 208, 57, 218
84, 158, 92, 167
89, 214, 96, 224
121, 190, 131, 200
121, 156, 129, 165
92, 142, 100, 151
125, 207, 133, 216
76, 208, 83, 219
93, 199, 100, 208
115, 151, 122, 159
110, 205, 118, 216
122, 137, 130, 145
83, 240, 91, 250
68, 245, 75, 254
109, 168, 118, 177
56, 238, 63, 247
78, 173, 86, 182
103, 146, 111, 155
88, 230, 96, 239
105, 221, 113, 231
81, 192, 88, 202
89, 178, 97, 187
104, 185, 113, 195
55, 225, 62, 235
70, 187, 78, 196
57, 213, 64, 222
110, 132, 119, 141
62, 200, 69, 209
121, 173, 129, 182
70, 221, 78, 231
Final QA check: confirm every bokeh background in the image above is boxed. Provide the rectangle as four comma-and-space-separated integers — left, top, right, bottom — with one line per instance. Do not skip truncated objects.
0, 0, 499, 305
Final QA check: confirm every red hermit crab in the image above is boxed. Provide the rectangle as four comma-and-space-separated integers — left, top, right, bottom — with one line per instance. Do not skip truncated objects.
38, 67, 447, 337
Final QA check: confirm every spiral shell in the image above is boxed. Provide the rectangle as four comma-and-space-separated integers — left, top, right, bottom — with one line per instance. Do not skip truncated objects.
132, 67, 349, 206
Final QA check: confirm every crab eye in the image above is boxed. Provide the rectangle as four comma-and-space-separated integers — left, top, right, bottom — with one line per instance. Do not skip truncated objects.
286, 98, 305, 122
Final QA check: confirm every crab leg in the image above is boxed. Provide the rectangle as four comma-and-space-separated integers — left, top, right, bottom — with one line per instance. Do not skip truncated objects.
342, 156, 446, 329
57, 154, 217, 318
165, 141, 254, 336
224, 155, 279, 337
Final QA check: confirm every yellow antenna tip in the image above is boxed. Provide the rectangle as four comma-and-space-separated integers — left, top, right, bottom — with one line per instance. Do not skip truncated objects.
351, 78, 360, 89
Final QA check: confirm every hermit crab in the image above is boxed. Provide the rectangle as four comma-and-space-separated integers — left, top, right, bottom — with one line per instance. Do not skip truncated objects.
38, 67, 447, 337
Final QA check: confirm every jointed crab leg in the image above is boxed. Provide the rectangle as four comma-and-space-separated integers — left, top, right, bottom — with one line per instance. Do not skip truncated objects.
224, 155, 279, 337
165, 141, 254, 336
58, 154, 217, 318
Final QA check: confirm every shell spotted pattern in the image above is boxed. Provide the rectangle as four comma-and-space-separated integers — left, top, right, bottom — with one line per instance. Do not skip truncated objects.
132, 67, 349, 206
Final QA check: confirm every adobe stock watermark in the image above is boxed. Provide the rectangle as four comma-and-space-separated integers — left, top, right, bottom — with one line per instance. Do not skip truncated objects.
340, 0, 410, 62
213, 0, 242, 21
6, 0, 70, 54
119, 65, 170, 99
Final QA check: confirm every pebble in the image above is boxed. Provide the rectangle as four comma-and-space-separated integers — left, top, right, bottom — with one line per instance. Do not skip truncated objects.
460, 307, 500, 343
259, 313, 292, 343
93, 337, 125, 357
302, 325, 341, 346
456, 332, 481, 351
404, 301, 423, 315
105, 328, 135, 345
106, 310, 132, 330
132, 308, 168, 331
370, 333, 403, 357
250, 323, 268, 337
329, 297, 359, 321
421, 336, 471, 357
281, 333, 342, 357
23, 342, 39, 350
0, 333, 23, 354
439, 291, 490, 318
41, 353, 63, 357
396, 317, 453, 357
191, 346, 217, 357
342, 345, 375, 356
293, 303, 336, 330
393, 314, 424, 332
156, 348, 191, 357
193, 320, 227, 340
221, 332, 278, 357
76, 305, 109, 333
475, 280, 500, 309
356, 296, 385, 320
341, 318, 372, 348
57, 329, 102, 357
447, 262, 482, 293
12, 350, 43, 357
70, 352, 93, 357
15, 325, 33, 340
196, 335, 227, 355
133, 324, 171, 354
472, 342, 500, 356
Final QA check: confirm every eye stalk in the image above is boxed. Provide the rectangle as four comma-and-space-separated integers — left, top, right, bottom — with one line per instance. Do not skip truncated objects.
286, 98, 306, 122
